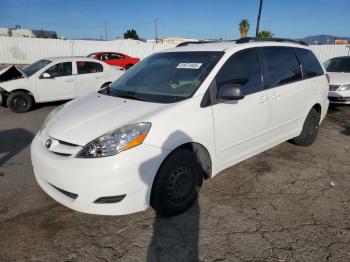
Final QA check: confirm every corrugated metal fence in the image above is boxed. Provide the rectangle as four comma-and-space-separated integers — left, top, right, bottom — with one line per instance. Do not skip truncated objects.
310, 45, 350, 63
0, 36, 176, 64
0, 36, 349, 64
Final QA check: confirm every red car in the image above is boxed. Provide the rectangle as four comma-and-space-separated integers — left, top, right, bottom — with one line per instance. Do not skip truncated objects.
87, 52, 140, 70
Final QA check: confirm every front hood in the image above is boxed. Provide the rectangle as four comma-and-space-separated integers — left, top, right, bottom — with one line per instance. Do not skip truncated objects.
328, 72, 350, 85
0, 65, 26, 83
47, 92, 168, 146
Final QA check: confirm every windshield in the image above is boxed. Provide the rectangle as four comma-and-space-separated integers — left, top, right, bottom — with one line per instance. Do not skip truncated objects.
22, 59, 51, 76
324, 58, 350, 73
105, 51, 223, 103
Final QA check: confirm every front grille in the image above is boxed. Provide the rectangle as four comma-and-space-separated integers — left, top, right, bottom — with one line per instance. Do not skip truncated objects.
329, 85, 340, 91
50, 184, 78, 199
53, 152, 72, 157
328, 96, 350, 102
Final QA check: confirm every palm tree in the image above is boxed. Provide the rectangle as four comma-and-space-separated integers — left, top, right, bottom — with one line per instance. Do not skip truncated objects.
257, 30, 274, 38
239, 19, 250, 38
255, 0, 263, 37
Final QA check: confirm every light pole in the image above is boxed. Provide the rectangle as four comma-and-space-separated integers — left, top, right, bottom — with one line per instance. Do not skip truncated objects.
256, 0, 263, 37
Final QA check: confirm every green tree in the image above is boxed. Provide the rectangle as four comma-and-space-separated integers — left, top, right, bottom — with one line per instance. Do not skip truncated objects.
123, 29, 139, 40
257, 30, 274, 38
239, 19, 250, 38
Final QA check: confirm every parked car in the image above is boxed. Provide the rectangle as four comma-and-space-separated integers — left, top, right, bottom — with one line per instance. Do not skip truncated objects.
31, 38, 329, 216
0, 57, 123, 112
87, 52, 140, 70
324, 56, 350, 104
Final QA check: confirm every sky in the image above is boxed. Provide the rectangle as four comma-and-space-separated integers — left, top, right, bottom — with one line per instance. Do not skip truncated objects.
0, 0, 349, 40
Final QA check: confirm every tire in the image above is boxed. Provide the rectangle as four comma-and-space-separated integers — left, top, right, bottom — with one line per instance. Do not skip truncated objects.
151, 149, 204, 216
125, 64, 133, 70
292, 108, 320, 146
6, 91, 33, 113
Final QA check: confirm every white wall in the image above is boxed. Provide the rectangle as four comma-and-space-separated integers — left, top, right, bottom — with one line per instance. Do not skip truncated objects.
310, 44, 350, 63
0, 36, 176, 64
0, 36, 349, 64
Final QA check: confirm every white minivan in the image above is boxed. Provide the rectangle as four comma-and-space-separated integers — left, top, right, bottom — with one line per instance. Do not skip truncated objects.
0, 57, 123, 112
31, 38, 329, 216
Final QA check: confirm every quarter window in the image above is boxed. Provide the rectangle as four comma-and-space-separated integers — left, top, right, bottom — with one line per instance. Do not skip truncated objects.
294, 48, 324, 78
76, 61, 103, 74
216, 48, 263, 95
261, 47, 302, 87
43, 62, 72, 78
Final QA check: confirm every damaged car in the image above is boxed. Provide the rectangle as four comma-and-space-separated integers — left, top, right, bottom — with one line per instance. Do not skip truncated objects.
0, 57, 124, 113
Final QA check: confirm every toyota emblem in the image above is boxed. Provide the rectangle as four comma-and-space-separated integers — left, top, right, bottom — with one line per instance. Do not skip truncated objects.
46, 139, 52, 149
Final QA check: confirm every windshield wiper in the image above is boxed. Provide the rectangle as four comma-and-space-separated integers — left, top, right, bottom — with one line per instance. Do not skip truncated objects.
116, 91, 149, 102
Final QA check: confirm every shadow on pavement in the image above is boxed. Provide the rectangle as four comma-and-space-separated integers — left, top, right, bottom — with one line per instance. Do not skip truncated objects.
146, 200, 200, 262
0, 128, 33, 170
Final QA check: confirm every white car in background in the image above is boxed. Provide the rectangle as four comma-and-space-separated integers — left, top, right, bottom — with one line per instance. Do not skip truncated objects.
0, 57, 124, 112
324, 56, 350, 104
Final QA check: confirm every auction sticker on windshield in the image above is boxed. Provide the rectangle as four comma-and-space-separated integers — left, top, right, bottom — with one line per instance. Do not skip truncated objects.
176, 63, 203, 69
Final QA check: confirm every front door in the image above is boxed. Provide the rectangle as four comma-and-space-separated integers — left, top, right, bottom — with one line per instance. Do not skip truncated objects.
212, 48, 270, 169
36, 62, 75, 102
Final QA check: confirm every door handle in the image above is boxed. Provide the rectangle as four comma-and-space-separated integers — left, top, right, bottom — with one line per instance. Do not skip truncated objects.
258, 96, 269, 103
65, 79, 74, 82
95, 76, 103, 79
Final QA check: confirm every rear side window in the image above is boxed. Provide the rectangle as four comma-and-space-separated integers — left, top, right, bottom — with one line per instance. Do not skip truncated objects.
216, 48, 263, 95
76, 61, 103, 74
44, 62, 72, 78
294, 48, 324, 78
110, 53, 124, 59
261, 47, 302, 87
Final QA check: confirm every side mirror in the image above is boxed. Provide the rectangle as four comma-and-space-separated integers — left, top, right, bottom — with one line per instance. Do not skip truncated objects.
217, 84, 245, 101
42, 72, 52, 79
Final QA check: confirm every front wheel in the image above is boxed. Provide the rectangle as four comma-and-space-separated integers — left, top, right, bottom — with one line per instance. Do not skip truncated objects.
292, 108, 320, 146
151, 149, 204, 216
6, 91, 33, 113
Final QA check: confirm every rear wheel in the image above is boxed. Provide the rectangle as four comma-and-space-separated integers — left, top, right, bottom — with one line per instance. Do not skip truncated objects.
125, 64, 133, 70
151, 149, 204, 216
292, 108, 320, 146
6, 91, 33, 113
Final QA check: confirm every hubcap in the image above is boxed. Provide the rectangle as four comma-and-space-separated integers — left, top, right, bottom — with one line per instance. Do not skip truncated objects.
167, 165, 194, 202
12, 97, 27, 109
308, 117, 317, 136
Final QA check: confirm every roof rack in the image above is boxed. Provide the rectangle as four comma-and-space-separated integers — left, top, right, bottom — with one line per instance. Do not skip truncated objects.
176, 41, 221, 47
236, 37, 308, 46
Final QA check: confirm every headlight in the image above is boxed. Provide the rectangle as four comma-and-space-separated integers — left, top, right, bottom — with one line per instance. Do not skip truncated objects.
77, 122, 151, 158
40, 105, 64, 133
338, 84, 350, 91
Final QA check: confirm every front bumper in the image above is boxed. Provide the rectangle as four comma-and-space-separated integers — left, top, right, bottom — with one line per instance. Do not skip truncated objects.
31, 130, 169, 215
328, 90, 350, 104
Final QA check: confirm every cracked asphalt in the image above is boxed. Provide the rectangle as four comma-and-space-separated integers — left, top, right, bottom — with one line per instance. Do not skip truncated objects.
0, 103, 349, 262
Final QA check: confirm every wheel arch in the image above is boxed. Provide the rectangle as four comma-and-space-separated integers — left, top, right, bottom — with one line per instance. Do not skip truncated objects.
157, 142, 212, 180
9, 89, 36, 102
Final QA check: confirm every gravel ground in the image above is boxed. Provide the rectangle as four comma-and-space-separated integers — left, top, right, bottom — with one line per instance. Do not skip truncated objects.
0, 102, 349, 262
